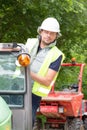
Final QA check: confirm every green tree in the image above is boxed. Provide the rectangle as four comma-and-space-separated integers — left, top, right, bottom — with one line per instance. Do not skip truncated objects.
0, 0, 87, 96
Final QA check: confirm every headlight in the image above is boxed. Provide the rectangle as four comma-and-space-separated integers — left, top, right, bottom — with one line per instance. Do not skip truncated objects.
58, 106, 64, 113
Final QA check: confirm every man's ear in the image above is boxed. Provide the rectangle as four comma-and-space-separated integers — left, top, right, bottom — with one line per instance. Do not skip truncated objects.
56, 32, 62, 39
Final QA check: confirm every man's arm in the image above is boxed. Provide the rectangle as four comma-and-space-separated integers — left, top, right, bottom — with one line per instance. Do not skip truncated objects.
30, 55, 62, 86
30, 68, 57, 86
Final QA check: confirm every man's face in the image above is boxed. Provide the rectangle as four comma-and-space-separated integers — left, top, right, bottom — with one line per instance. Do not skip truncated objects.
40, 30, 57, 45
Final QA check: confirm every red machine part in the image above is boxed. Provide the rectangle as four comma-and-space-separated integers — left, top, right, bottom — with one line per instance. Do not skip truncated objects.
40, 92, 84, 118
40, 63, 85, 119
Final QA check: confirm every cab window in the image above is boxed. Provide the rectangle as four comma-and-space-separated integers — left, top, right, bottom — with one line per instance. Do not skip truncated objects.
0, 53, 25, 92
0, 52, 26, 107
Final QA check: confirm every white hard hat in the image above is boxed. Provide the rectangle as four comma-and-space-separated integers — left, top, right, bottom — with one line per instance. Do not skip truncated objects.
38, 17, 60, 33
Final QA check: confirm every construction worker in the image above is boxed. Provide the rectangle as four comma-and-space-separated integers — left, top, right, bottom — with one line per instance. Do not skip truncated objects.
25, 17, 65, 127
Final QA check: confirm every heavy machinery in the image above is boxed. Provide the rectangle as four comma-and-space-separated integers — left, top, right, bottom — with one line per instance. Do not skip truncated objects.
35, 59, 87, 130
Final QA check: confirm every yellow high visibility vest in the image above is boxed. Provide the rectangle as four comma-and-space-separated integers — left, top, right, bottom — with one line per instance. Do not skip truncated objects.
26, 38, 65, 97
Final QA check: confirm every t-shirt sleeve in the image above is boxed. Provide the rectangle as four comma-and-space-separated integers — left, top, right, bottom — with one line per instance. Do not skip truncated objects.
49, 55, 62, 71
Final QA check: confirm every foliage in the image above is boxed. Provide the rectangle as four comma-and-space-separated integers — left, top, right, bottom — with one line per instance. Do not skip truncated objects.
0, 0, 87, 96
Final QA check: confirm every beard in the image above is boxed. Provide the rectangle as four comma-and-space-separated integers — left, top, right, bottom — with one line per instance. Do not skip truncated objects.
42, 40, 50, 45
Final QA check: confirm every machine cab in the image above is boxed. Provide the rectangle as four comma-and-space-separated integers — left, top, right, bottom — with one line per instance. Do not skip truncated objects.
0, 43, 32, 130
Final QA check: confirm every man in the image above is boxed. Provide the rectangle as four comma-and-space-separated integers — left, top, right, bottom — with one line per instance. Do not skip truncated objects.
25, 17, 65, 127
